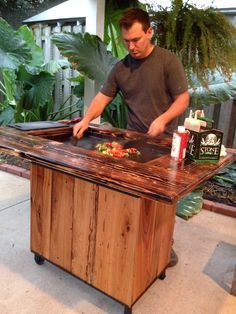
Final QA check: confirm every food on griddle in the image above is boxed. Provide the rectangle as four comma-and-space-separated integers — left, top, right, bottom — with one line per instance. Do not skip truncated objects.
96, 141, 141, 158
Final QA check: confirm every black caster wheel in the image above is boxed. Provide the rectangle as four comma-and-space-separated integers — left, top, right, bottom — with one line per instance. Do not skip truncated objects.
34, 254, 45, 265
159, 271, 166, 280
124, 305, 132, 314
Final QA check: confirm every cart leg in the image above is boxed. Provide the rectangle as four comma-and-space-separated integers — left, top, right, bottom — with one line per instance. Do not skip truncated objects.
34, 253, 45, 265
158, 270, 166, 280
124, 305, 132, 314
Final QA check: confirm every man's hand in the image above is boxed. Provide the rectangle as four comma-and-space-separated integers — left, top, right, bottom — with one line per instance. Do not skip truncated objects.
147, 116, 166, 137
73, 119, 89, 138
147, 91, 190, 137
72, 92, 113, 138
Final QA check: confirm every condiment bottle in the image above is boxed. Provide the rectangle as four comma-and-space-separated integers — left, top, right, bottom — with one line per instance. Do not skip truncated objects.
171, 126, 189, 160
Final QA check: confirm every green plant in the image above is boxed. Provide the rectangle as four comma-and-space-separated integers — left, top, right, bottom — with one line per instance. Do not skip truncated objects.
149, 0, 236, 87
0, 18, 81, 125
52, 1, 236, 128
52, 31, 128, 128
212, 161, 236, 187
189, 71, 236, 109
176, 186, 204, 220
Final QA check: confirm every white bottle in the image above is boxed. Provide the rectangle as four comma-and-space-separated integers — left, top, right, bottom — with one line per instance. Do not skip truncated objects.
171, 126, 189, 160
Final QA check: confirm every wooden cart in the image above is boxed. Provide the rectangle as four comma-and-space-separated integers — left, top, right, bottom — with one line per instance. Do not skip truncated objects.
0, 125, 235, 314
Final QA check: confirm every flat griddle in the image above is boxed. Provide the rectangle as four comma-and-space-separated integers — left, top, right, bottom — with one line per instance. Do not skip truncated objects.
72, 133, 169, 163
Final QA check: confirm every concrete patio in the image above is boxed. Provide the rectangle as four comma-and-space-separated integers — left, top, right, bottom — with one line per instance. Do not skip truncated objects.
1, 170, 236, 314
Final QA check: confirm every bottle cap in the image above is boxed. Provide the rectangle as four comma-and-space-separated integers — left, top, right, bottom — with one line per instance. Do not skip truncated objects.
177, 126, 186, 133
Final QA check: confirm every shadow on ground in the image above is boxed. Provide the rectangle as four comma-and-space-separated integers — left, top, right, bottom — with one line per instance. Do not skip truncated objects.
203, 241, 236, 293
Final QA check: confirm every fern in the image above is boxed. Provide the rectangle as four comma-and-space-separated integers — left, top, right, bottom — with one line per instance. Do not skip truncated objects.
149, 0, 236, 87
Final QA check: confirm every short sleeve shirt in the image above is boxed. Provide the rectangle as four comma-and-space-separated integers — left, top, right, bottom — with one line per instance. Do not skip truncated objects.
100, 46, 188, 134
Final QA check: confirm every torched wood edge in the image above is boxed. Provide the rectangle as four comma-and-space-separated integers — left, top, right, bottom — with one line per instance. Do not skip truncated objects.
0, 125, 235, 203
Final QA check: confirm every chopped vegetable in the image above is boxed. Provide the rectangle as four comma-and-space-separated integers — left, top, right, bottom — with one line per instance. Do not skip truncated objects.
96, 141, 141, 158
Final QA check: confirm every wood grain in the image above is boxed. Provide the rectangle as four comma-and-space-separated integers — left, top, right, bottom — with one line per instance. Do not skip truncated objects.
71, 179, 98, 282
231, 265, 236, 296
31, 163, 52, 259
50, 169, 74, 270
92, 186, 140, 305
30, 168, 177, 305
154, 200, 176, 276
131, 198, 159, 301
1, 126, 235, 204
131, 199, 176, 302
13, 124, 236, 308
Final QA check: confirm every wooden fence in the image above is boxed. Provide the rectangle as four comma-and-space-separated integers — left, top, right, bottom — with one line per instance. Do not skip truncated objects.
31, 20, 85, 114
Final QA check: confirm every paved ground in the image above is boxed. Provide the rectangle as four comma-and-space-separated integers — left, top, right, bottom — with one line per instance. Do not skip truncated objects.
1, 171, 236, 314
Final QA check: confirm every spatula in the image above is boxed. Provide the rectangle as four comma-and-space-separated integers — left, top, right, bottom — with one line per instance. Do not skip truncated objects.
70, 136, 78, 146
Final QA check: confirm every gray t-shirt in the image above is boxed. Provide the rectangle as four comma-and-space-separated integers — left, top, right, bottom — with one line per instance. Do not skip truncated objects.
100, 46, 188, 134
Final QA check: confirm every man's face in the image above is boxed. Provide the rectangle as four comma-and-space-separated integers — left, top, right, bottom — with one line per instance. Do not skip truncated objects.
121, 22, 153, 59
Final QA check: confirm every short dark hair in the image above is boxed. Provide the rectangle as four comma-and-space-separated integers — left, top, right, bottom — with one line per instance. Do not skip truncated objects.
119, 8, 150, 32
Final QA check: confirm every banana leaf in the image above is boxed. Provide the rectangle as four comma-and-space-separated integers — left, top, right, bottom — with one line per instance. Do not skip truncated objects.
0, 18, 31, 70
52, 32, 118, 86
189, 72, 236, 108
17, 65, 55, 109
42, 60, 71, 75
0, 69, 16, 104
16, 25, 44, 74
104, 8, 127, 58
212, 162, 236, 187
0, 105, 14, 125
69, 74, 85, 96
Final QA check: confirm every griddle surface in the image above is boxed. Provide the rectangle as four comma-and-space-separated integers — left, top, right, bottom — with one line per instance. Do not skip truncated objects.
73, 135, 168, 163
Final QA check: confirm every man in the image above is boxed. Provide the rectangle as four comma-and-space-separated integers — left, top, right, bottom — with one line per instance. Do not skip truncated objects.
73, 8, 189, 266
73, 8, 189, 138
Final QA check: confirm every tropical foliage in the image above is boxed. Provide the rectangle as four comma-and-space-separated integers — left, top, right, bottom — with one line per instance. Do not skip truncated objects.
148, 0, 236, 87
202, 161, 236, 207
212, 161, 236, 188
52, 32, 125, 127
52, 30, 236, 114
53, 32, 118, 86
176, 187, 204, 220
53, 0, 236, 120
0, 18, 82, 125
189, 72, 236, 109
0, 0, 47, 10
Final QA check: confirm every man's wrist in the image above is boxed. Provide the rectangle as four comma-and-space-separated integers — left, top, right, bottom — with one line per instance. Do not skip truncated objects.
82, 116, 92, 124
156, 115, 168, 126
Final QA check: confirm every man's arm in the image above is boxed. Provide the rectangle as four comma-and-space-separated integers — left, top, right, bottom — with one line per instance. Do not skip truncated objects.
148, 90, 190, 137
73, 92, 113, 138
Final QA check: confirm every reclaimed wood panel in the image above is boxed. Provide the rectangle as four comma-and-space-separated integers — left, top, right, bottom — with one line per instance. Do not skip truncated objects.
50, 169, 74, 271
131, 199, 175, 302
0, 126, 235, 203
231, 265, 236, 296
154, 201, 176, 276
132, 199, 171, 302
31, 164, 52, 259
92, 187, 141, 306
131, 198, 158, 301
71, 179, 98, 282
